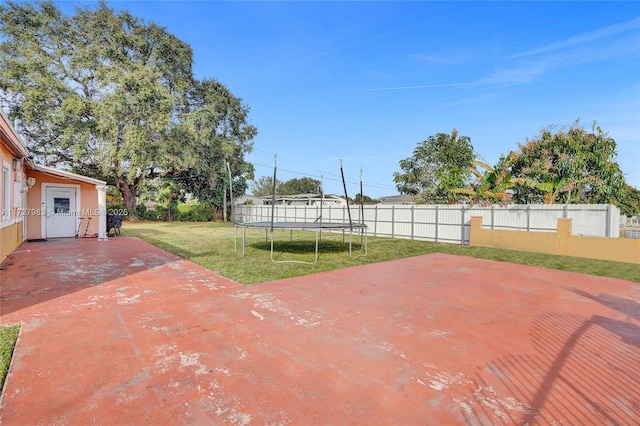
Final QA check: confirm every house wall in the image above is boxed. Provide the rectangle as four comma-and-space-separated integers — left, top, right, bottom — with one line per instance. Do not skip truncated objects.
0, 220, 22, 261
1, 142, 27, 261
25, 170, 100, 239
470, 216, 640, 265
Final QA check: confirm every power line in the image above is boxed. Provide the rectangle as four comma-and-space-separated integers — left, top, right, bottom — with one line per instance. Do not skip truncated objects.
251, 162, 395, 191
250, 149, 396, 191
140, 150, 397, 194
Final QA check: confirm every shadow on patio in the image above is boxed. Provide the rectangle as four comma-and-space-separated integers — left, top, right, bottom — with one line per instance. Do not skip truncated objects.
0, 237, 203, 316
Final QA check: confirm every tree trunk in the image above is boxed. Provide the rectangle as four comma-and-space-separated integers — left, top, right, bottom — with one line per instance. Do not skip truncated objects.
117, 177, 138, 214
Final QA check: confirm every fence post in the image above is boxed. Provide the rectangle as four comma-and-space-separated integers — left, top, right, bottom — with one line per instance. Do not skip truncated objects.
461, 205, 466, 244
606, 204, 611, 237
491, 204, 495, 229
526, 205, 531, 231
563, 204, 568, 219
411, 205, 415, 240
374, 205, 378, 236
392, 205, 395, 238
435, 205, 439, 243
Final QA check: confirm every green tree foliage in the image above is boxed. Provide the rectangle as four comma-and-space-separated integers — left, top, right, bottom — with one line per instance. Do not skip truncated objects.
452, 152, 518, 205
251, 176, 280, 197
0, 1, 255, 214
618, 184, 640, 217
393, 129, 474, 203
510, 121, 626, 205
354, 193, 378, 204
251, 176, 321, 197
169, 79, 256, 216
278, 177, 321, 195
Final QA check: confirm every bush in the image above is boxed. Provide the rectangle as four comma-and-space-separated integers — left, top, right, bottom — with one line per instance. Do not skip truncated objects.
129, 202, 217, 222
178, 203, 216, 222
134, 204, 152, 220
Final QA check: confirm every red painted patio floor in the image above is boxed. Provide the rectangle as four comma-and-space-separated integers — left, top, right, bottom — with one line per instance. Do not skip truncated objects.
0, 237, 638, 425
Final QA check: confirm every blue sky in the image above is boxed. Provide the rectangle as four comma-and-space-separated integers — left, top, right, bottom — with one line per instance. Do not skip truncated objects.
59, 1, 640, 198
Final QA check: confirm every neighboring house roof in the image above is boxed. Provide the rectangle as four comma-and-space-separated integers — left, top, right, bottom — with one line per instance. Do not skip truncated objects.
257, 193, 345, 201
256, 193, 347, 205
32, 164, 106, 185
378, 195, 416, 204
235, 195, 263, 205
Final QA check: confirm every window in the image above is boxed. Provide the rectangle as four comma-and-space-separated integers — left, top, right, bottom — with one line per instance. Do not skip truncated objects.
2, 161, 10, 221
54, 197, 70, 214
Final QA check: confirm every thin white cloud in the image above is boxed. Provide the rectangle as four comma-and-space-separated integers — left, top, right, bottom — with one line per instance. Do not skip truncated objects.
510, 16, 640, 59
243, 24, 417, 80
409, 53, 454, 64
409, 51, 474, 65
445, 91, 500, 107
366, 81, 498, 92
484, 17, 640, 87
367, 17, 640, 92
484, 60, 551, 86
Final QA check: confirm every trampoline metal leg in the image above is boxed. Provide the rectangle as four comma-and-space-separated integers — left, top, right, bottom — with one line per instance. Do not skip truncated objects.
242, 226, 246, 256
270, 229, 320, 264
349, 228, 367, 259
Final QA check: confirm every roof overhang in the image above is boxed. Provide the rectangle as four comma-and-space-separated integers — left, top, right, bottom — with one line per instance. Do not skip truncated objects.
31, 164, 106, 186
0, 108, 33, 167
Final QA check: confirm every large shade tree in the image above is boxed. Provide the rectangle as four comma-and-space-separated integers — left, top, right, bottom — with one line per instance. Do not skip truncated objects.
510, 121, 626, 205
0, 1, 255, 213
393, 129, 474, 204
169, 79, 256, 216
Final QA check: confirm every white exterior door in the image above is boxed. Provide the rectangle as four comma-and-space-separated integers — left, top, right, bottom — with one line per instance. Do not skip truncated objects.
46, 186, 78, 238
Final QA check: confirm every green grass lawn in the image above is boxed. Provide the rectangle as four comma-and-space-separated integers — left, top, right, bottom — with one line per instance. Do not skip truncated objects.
0, 324, 20, 393
124, 221, 640, 284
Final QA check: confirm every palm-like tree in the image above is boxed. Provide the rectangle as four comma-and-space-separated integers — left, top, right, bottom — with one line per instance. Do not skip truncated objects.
452, 152, 518, 205
514, 175, 602, 204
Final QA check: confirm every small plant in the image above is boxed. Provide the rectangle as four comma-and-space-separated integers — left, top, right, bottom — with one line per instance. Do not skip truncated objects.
0, 324, 20, 392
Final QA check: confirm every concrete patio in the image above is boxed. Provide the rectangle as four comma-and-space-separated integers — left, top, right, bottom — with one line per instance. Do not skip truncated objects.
1, 237, 638, 424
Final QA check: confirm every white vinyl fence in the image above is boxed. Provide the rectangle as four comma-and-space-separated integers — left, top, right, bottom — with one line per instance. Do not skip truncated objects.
620, 214, 640, 239
234, 203, 621, 245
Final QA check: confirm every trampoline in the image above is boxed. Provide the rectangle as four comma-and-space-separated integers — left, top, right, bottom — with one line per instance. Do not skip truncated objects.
230, 156, 368, 264
236, 220, 368, 264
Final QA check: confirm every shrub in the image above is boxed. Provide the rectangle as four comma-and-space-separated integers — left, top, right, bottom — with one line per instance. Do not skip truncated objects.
179, 203, 216, 221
